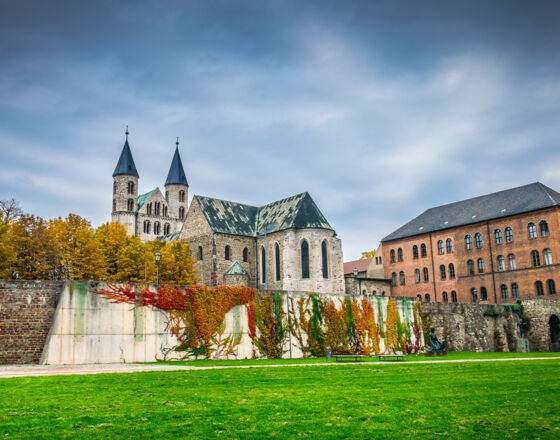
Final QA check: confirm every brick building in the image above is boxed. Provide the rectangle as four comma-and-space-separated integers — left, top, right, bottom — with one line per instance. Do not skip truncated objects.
381, 182, 560, 304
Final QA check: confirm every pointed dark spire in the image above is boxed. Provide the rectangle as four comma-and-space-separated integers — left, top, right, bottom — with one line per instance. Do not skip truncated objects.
112, 127, 139, 177
165, 139, 189, 186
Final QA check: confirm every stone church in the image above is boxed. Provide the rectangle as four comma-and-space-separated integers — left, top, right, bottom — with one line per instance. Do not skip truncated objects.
111, 131, 345, 294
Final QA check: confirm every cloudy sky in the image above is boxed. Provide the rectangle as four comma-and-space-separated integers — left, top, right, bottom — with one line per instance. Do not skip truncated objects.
1, 0, 559, 260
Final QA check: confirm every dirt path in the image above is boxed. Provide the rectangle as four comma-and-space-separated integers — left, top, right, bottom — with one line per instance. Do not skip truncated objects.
1, 356, 559, 379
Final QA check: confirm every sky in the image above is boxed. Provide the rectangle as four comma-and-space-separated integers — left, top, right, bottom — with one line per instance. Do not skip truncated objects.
1, 0, 560, 260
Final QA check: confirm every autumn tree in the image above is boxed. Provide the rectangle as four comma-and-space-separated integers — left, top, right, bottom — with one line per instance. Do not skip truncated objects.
49, 214, 105, 280
0, 198, 23, 222
384, 297, 399, 353
0, 219, 14, 278
10, 214, 58, 279
157, 240, 198, 285
95, 222, 128, 281
360, 250, 376, 259
115, 235, 149, 282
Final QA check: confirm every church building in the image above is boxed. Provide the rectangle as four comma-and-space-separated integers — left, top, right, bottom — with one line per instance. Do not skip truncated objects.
111, 130, 345, 294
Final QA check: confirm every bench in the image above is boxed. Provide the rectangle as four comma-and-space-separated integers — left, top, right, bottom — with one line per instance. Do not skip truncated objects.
377, 351, 406, 361
334, 354, 366, 362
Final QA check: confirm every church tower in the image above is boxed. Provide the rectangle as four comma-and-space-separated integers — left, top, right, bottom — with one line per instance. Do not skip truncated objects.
164, 138, 189, 220
111, 127, 139, 235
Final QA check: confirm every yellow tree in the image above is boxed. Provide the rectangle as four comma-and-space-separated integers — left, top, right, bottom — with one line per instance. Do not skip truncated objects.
0, 220, 14, 278
49, 214, 105, 280
157, 240, 198, 285
95, 222, 128, 281
360, 250, 376, 259
10, 214, 58, 280
115, 236, 148, 283
384, 297, 399, 353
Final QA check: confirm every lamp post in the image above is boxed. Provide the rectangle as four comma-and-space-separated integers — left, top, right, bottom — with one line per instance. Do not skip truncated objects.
155, 250, 161, 285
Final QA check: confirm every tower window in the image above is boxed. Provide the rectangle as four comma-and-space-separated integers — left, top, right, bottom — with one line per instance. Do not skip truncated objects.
179, 190, 185, 202
112, 199, 116, 211
301, 240, 309, 279
179, 206, 185, 219
127, 181, 134, 194
113, 182, 116, 195
127, 199, 134, 211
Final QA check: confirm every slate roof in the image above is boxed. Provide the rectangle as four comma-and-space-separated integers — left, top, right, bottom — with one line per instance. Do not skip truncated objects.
343, 258, 372, 275
136, 189, 155, 213
165, 146, 189, 186
225, 262, 249, 276
382, 182, 560, 242
195, 192, 333, 237
113, 139, 139, 177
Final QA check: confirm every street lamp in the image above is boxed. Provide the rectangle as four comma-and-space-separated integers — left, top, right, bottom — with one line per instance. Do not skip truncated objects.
155, 250, 161, 285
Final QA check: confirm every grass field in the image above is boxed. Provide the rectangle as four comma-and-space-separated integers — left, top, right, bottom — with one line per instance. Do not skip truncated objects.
1, 359, 560, 439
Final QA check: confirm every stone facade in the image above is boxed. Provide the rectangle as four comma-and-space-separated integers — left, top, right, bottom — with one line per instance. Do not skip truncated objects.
384, 204, 560, 304
0, 280, 64, 364
344, 276, 391, 297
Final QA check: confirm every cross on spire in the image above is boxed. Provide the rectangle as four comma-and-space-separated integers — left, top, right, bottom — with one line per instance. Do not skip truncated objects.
125, 125, 129, 140
176, 137, 179, 148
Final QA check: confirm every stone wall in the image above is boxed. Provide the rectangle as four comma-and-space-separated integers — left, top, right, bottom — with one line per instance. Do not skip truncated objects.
422, 298, 560, 352
0, 280, 64, 364
345, 276, 391, 297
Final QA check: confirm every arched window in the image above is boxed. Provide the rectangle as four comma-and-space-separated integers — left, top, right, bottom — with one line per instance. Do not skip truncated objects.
412, 245, 418, 259
475, 233, 482, 248
262, 247, 267, 284
112, 199, 116, 211
471, 288, 478, 303
465, 235, 472, 249
301, 240, 309, 279
397, 248, 403, 262
127, 181, 134, 194
179, 190, 185, 202
399, 271, 405, 286
362, 290, 367, 295
449, 263, 455, 279
372, 290, 377, 296
544, 248, 553, 265
442, 291, 448, 303
531, 250, 541, 267
495, 229, 503, 244
321, 241, 328, 279
179, 206, 185, 219
446, 238, 453, 253
424, 294, 430, 303
147, 203, 152, 215
243, 247, 248, 262
451, 291, 457, 303
127, 199, 134, 211
547, 279, 556, 295
480, 287, 488, 301
437, 240, 444, 255
163, 223, 170, 235
420, 244, 427, 257
467, 260, 475, 275
276, 243, 281, 281
540, 220, 549, 237
536, 280, 544, 296
197, 246, 203, 260
511, 283, 519, 298
528, 222, 537, 238
143, 220, 150, 234
225, 245, 230, 260
155, 202, 160, 216
113, 182, 116, 195
415, 269, 421, 283
390, 249, 396, 263
440, 264, 446, 280
163, 206, 168, 217
497, 255, 505, 272
477, 258, 485, 273
391, 272, 397, 286
508, 253, 516, 270
154, 222, 161, 235
500, 284, 508, 300
423, 267, 429, 282
505, 226, 513, 242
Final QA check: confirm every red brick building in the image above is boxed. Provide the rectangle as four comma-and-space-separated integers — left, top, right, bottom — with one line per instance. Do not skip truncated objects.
381, 182, 560, 304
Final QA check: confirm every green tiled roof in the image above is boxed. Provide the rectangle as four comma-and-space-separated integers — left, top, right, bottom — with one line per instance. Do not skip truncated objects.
157, 231, 181, 243
136, 189, 155, 213
195, 192, 332, 237
225, 262, 249, 275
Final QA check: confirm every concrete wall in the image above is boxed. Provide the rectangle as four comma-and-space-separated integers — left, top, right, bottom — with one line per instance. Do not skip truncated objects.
0, 280, 64, 364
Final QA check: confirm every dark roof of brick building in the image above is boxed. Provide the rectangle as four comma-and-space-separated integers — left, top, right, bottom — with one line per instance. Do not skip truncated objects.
195, 192, 333, 237
382, 182, 560, 242
165, 145, 188, 186
113, 139, 139, 177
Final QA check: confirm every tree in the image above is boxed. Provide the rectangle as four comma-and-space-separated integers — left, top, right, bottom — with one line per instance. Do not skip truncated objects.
115, 236, 149, 283
95, 222, 128, 281
0, 198, 22, 222
384, 297, 399, 353
10, 214, 58, 279
49, 214, 105, 280
0, 219, 14, 278
157, 240, 198, 285
360, 250, 376, 260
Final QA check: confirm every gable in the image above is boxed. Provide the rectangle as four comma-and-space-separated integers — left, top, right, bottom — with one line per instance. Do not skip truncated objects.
136, 187, 168, 214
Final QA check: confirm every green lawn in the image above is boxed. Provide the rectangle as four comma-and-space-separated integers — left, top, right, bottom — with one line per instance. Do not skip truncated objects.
146, 351, 560, 367
1, 360, 560, 439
